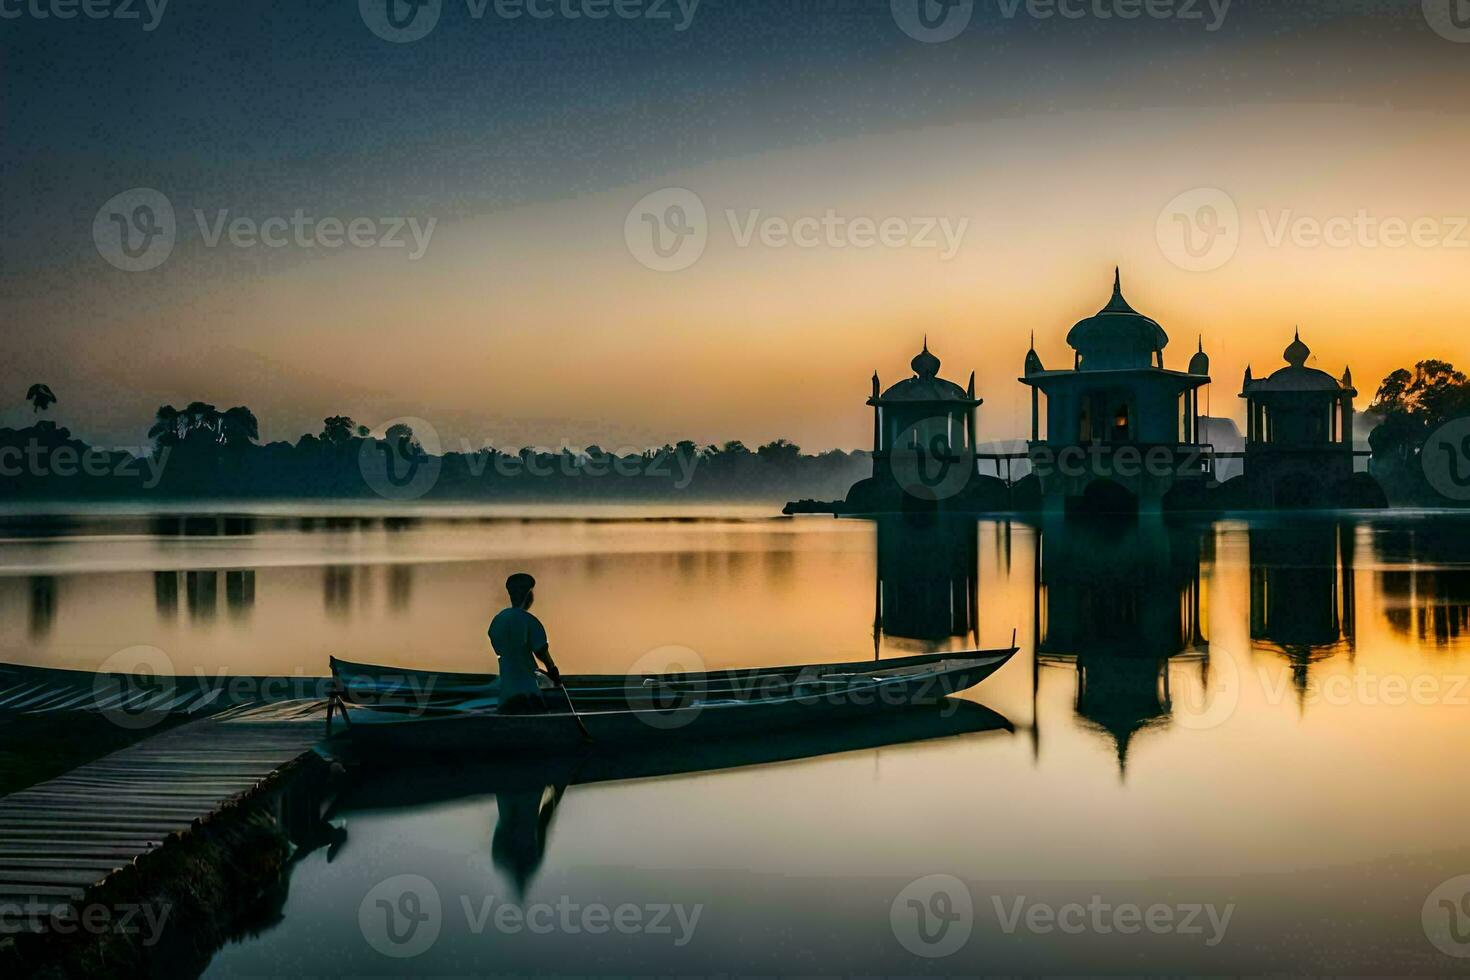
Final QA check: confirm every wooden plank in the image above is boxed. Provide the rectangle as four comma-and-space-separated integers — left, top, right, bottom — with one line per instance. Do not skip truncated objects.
0, 713, 320, 935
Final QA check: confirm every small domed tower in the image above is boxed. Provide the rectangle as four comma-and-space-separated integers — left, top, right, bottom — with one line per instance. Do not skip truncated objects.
864, 338, 983, 508
1240, 328, 1360, 507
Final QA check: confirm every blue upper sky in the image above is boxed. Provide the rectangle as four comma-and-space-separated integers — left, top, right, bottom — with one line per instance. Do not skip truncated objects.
0, 0, 1448, 277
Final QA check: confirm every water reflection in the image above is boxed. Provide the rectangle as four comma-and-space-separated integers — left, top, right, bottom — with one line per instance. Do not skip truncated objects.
873, 514, 978, 644
319, 700, 1013, 899
226, 570, 256, 621
186, 570, 218, 622
493, 783, 567, 899
323, 566, 357, 619
386, 565, 412, 613
1375, 523, 1470, 647
1249, 521, 1356, 699
28, 575, 57, 639
1034, 517, 1209, 773
6, 508, 1470, 711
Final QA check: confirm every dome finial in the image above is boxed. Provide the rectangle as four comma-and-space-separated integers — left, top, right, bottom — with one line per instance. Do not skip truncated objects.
1114, 265, 1121, 295
1284, 328, 1311, 368
911, 339, 941, 379
1025, 331, 1045, 376
1189, 334, 1210, 376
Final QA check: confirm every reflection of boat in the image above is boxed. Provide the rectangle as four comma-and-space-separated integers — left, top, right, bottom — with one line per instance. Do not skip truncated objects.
335, 698, 1014, 795
328, 649, 1016, 755
318, 699, 1013, 897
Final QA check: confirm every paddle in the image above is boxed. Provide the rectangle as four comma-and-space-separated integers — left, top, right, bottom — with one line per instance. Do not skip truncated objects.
547, 671, 593, 742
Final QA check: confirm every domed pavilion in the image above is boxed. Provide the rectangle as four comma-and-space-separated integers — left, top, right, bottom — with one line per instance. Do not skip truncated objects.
1239, 330, 1361, 507
1020, 270, 1212, 514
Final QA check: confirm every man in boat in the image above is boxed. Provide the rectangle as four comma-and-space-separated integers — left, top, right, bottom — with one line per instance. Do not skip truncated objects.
489, 572, 562, 715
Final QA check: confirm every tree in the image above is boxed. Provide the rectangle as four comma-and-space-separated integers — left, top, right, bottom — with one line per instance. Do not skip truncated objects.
218, 406, 260, 447
320, 416, 357, 446
384, 422, 420, 454
182, 402, 221, 444
25, 384, 56, 414
757, 439, 802, 465
1370, 360, 1470, 462
148, 405, 183, 449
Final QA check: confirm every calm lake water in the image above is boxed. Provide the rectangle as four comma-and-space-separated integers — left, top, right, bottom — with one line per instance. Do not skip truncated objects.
5, 505, 1470, 973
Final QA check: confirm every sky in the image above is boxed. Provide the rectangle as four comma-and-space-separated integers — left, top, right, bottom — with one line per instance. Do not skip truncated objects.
2, 0, 1468, 452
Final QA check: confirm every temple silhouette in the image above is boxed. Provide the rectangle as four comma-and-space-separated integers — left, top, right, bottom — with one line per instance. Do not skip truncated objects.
788, 269, 1388, 517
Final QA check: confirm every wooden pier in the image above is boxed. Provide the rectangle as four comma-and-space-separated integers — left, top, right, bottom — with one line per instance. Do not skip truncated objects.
0, 708, 324, 931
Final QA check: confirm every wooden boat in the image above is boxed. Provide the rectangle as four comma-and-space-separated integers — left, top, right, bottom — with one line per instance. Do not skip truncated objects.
327, 646, 1017, 754
334, 699, 1014, 795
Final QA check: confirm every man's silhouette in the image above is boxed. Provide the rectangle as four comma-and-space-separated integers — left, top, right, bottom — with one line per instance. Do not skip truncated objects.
489, 573, 562, 715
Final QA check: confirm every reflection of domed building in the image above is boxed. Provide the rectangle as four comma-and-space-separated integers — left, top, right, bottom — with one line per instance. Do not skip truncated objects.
1239, 331, 1381, 508
842, 340, 1008, 514
873, 514, 978, 644
1249, 520, 1355, 704
1033, 517, 1209, 774
1020, 271, 1212, 515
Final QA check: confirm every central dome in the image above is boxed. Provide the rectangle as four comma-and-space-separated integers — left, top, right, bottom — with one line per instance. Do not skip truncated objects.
1065, 269, 1169, 371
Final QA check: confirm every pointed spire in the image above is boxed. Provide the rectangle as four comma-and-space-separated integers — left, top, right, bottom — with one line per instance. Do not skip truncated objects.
966, 370, 975, 397
1101, 266, 1136, 314
871, 371, 880, 397
1198, 334, 1204, 353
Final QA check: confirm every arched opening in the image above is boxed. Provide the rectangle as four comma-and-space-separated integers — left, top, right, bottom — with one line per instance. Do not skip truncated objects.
1070, 478, 1139, 517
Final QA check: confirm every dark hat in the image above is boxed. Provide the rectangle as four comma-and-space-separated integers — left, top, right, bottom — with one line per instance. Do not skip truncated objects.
505, 572, 536, 604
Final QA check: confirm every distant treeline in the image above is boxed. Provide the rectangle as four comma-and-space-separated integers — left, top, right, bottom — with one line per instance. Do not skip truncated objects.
0, 403, 870, 503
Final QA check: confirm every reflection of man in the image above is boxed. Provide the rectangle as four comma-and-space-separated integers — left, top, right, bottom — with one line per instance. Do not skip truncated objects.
492, 784, 566, 899
489, 573, 561, 715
